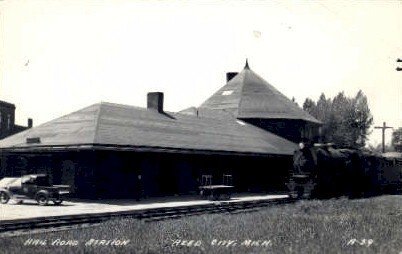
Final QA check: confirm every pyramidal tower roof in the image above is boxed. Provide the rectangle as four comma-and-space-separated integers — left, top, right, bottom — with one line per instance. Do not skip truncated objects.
200, 61, 321, 124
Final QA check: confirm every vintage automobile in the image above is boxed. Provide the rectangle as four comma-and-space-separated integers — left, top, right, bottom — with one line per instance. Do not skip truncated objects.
0, 174, 70, 205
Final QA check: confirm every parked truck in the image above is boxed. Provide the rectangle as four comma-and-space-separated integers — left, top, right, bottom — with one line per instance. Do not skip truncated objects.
0, 174, 70, 205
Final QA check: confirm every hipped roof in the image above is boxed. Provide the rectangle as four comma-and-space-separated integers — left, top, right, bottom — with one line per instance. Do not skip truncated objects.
200, 63, 321, 124
0, 102, 297, 156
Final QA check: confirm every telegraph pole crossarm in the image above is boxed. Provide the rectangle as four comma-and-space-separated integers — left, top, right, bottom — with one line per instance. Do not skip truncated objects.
374, 122, 393, 153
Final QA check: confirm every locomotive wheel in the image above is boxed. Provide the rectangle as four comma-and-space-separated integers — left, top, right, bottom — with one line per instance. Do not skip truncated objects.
304, 189, 313, 199
296, 187, 304, 199
0, 192, 10, 204
289, 192, 298, 199
294, 186, 314, 199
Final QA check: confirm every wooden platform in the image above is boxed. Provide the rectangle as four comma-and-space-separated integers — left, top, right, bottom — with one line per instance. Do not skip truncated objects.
0, 194, 288, 222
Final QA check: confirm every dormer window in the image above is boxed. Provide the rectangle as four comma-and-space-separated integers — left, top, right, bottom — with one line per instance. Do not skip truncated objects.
236, 120, 246, 126
222, 90, 233, 96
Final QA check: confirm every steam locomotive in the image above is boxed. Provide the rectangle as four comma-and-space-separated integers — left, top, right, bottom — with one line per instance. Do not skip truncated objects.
288, 143, 402, 199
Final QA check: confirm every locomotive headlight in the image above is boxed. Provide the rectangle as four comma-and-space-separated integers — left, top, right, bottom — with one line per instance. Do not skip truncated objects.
299, 142, 305, 149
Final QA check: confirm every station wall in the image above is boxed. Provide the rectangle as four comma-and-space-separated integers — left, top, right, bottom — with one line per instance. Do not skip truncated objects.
0, 149, 292, 199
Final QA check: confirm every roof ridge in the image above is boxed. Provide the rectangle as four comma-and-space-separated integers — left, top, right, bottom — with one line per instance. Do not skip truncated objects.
93, 103, 103, 144
237, 68, 248, 117
30, 103, 103, 130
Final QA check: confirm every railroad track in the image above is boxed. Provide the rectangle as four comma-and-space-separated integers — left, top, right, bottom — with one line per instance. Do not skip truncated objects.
0, 197, 295, 237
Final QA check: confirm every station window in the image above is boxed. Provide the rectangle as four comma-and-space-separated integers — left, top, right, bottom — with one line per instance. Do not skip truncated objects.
7, 114, 11, 130
201, 175, 212, 186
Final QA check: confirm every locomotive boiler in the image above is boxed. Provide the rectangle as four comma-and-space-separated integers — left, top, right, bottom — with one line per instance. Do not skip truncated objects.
288, 143, 402, 199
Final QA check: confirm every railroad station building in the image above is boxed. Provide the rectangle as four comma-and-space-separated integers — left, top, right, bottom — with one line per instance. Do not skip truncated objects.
0, 62, 320, 199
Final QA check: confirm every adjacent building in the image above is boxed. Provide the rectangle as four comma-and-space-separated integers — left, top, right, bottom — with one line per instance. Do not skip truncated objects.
0, 100, 32, 140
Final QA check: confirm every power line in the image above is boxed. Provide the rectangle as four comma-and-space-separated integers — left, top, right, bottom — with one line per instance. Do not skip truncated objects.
374, 122, 393, 153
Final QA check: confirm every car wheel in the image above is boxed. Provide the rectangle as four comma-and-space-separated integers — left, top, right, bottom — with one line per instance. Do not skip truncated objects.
36, 194, 49, 206
0, 192, 10, 204
53, 199, 63, 205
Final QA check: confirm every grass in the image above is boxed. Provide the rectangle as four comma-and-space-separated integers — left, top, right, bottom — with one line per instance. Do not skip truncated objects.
1, 195, 402, 254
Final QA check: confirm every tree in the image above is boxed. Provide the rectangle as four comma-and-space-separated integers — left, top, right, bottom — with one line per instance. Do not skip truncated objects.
367, 143, 394, 154
392, 127, 402, 152
303, 90, 373, 149
350, 90, 373, 147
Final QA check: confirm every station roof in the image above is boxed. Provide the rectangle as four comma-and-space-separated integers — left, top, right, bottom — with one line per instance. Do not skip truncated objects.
0, 102, 297, 156
199, 61, 321, 124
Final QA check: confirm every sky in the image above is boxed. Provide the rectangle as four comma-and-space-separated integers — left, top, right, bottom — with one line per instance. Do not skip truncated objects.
1, 1, 401, 146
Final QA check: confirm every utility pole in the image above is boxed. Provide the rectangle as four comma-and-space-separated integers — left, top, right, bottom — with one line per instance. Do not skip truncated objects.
374, 122, 393, 153
397, 58, 402, 71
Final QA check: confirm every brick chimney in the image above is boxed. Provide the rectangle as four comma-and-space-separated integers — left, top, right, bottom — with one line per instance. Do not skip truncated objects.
226, 72, 238, 82
27, 118, 33, 128
147, 92, 164, 113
